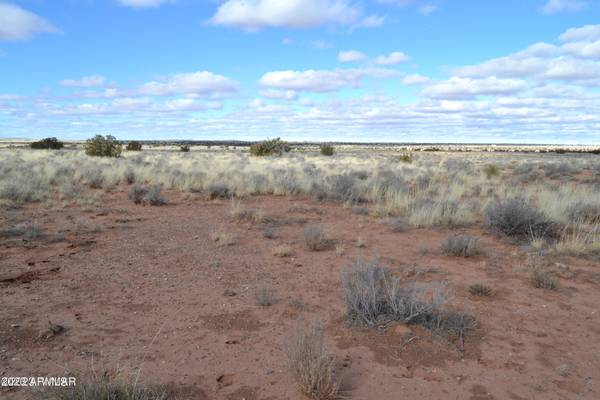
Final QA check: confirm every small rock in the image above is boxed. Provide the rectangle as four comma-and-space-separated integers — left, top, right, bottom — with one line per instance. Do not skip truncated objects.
223, 289, 237, 297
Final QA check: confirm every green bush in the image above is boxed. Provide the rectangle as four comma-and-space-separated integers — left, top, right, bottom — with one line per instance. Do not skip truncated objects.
399, 153, 412, 163
126, 141, 143, 151
30, 137, 64, 150
249, 138, 290, 156
180, 144, 190, 152
84, 135, 122, 157
320, 144, 334, 156
484, 164, 500, 178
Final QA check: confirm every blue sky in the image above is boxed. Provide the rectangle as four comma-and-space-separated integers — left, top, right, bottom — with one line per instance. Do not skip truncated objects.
1, 0, 600, 143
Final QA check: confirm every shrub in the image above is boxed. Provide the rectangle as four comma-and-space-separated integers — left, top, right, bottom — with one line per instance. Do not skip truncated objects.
568, 202, 600, 224
128, 185, 147, 204
254, 285, 275, 307
30, 137, 64, 150
483, 164, 500, 178
384, 217, 408, 232
36, 374, 173, 400
128, 185, 166, 206
529, 266, 557, 289
341, 256, 449, 327
441, 234, 480, 257
126, 141, 143, 151
249, 138, 291, 156
283, 325, 339, 400
84, 135, 122, 157
143, 186, 167, 206
273, 243, 293, 257
320, 144, 334, 156
207, 182, 232, 199
468, 283, 492, 297
485, 198, 557, 240
303, 224, 327, 251
399, 153, 412, 163
180, 144, 190, 152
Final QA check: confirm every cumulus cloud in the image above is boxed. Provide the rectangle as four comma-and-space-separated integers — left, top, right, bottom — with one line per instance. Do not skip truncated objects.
259, 89, 298, 100
117, 0, 172, 8
338, 50, 367, 62
137, 71, 239, 97
540, 0, 588, 14
423, 77, 527, 99
209, 0, 362, 30
0, 3, 57, 41
374, 51, 410, 65
258, 67, 400, 92
559, 24, 600, 42
60, 75, 106, 88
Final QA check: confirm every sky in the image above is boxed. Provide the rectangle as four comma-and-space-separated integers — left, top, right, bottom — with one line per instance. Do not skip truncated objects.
1, 0, 600, 143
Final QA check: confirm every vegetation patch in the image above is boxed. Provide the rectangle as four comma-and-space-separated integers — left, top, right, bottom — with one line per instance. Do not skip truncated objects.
441, 234, 480, 257
85, 135, 122, 157
30, 137, 64, 150
284, 325, 339, 400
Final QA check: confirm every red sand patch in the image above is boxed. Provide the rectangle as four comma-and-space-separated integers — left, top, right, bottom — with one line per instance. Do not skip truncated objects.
1, 191, 599, 399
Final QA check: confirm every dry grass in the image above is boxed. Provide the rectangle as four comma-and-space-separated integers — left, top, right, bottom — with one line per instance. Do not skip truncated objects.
303, 224, 327, 251
210, 231, 236, 247
284, 325, 339, 400
527, 255, 557, 290
468, 283, 492, 297
36, 373, 173, 400
272, 243, 293, 257
441, 234, 480, 257
254, 285, 276, 307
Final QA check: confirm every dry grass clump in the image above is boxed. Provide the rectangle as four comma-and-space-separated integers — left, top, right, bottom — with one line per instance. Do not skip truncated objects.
128, 185, 166, 206
206, 182, 232, 199
441, 234, 480, 257
284, 325, 339, 400
210, 231, 236, 247
384, 217, 408, 232
553, 222, 600, 256
341, 256, 476, 350
36, 374, 173, 400
303, 224, 328, 251
468, 283, 492, 297
254, 285, 276, 307
230, 201, 265, 223
485, 198, 556, 241
273, 243, 293, 257
527, 255, 557, 290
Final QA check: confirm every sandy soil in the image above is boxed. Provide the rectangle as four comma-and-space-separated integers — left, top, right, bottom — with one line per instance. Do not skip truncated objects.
1, 190, 599, 399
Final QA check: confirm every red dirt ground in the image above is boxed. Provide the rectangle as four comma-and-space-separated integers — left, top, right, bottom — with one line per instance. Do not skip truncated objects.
1, 190, 599, 399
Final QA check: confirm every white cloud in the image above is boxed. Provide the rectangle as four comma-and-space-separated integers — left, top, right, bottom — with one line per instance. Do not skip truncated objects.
559, 24, 600, 42
562, 40, 600, 59
60, 75, 106, 88
259, 89, 298, 100
423, 77, 527, 99
338, 50, 367, 62
0, 3, 57, 41
374, 51, 410, 65
209, 0, 361, 30
258, 67, 400, 92
117, 0, 172, 8
402, 74, 430, 85
137, 71, 239, 97
540, 0, 588, 14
